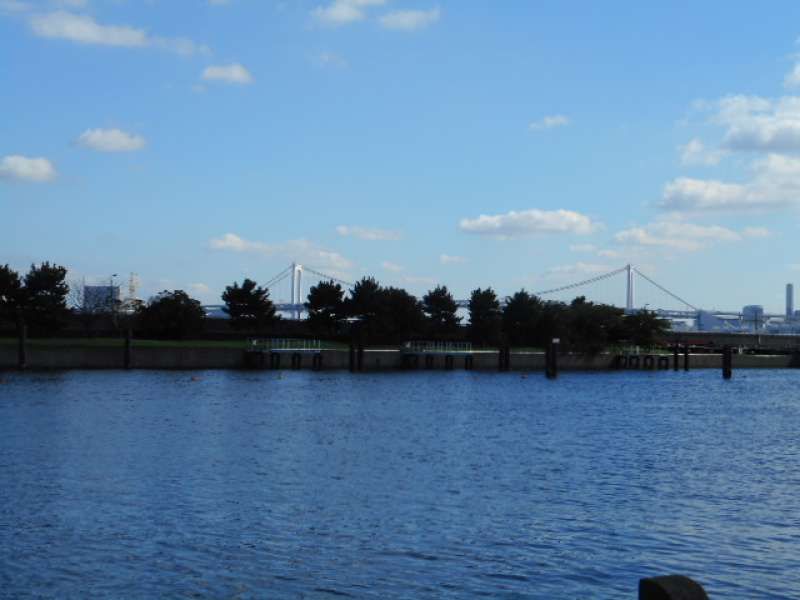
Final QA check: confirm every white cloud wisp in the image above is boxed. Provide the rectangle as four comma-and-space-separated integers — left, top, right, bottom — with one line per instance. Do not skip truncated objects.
30, 11, 209, 55
77, 128, 146, 152
202, 64, 253, 85
0, 155, 56, 182
459, 209, 597, 239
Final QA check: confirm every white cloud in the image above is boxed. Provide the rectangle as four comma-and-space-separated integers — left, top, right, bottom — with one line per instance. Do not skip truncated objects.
596, 248, 622, 259
569, 243, 596, 253
660, 177, 752, 211
336, 225, 402, 241
439, 254, 465, 265
0, 155, 56, 182
311, 0, 385, 26
29, 11, 209, 55
529, 115, 570, 131
77, 128, 145, 152
378, 7, 440, 31
381, 261, 404, 272
742, 226, 771, 238
209, 233, 353, 273
459, 208, 597, 239
785, 63, 800, 88
679, 138, 725, 166
614, 219, 762, 252
714, 95, 800, 152
202, 63, 253, 85
31, 10, 146, 46
661, 153, 800, 212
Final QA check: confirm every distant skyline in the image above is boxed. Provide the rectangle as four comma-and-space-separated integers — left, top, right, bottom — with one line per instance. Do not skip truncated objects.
4, 1, 800, 311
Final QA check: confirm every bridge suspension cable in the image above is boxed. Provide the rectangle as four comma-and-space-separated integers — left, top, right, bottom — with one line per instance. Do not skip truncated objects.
533, 266, 628, 297
302, 266, 354, 288
263, 265, 293, 289
632, 267, 697, 312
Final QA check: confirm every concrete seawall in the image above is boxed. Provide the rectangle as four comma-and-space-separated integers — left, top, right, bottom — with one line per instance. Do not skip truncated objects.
1, 345, 798, 371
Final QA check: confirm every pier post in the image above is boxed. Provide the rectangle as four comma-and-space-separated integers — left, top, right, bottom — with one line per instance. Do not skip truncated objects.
722, 345, 732, 380
348, 343, 355, 372
639, 575, 708, 600
498, 345, 510, 371
124, 328, 132, 369
545, 338, 559, 379
357, 345, 364, 372
683, 346, 690, 371
16, 312, 27, 371
672, 344, 679, 371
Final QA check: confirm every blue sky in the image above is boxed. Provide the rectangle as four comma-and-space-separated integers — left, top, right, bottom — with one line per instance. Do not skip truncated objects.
3, 0, 800, 312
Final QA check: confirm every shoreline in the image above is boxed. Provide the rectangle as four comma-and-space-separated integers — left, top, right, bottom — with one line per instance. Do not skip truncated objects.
2, 345, 799, 371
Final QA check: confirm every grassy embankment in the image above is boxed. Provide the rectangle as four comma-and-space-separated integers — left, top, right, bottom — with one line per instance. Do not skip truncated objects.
0, 338, 349, 350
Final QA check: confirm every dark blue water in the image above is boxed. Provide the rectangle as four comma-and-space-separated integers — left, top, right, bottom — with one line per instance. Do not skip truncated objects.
1, 370, 799, 598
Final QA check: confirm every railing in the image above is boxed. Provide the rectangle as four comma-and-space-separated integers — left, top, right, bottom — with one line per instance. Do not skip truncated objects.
402, 341, 473, 354
249, 338, 322, 351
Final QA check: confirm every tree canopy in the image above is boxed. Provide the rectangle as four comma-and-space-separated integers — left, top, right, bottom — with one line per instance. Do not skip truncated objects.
422, 284, 461, 337
374, 286, 425, 343
306, 280, 345, 335
137, 290, 205, 339
623, 309, 669, 349
21, 262, 70, 333
468, 287, 501, 347
502, 290, 543, 347
0, 264, 22, 324
222, 278, 277, 332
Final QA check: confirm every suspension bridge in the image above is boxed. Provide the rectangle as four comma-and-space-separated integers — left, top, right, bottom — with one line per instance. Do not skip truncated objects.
202, 262, 777, 323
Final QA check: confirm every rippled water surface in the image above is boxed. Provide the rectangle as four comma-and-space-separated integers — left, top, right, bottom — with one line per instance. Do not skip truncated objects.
2, 370, 800, 598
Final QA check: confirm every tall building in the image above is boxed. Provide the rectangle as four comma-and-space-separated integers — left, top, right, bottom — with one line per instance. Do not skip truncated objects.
787, 284, 795, 320
83, 285, 120, 312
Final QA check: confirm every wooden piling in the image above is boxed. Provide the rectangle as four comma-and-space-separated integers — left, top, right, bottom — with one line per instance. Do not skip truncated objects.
124, 328, 132, 369
498, 346, 510, 372
683, 345, 690, 371
357, 345, 364, 371
722, 345, 732, 379
17, 317, 27, 371
546, 339, 559, 379
348, 344, 355, 372
673, 344, 679, 371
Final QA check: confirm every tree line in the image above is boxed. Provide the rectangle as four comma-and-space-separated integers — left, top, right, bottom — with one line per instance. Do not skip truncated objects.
0, 263, 668, 350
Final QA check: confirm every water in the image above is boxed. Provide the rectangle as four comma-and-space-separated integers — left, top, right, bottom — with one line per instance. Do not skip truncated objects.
1, 370, 800, 598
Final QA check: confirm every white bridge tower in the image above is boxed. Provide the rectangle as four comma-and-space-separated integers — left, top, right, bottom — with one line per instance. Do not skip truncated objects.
290, 262, 304, 320
626, 264, 635, 313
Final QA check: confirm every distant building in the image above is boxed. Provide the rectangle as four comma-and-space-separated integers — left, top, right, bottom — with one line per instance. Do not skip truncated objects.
83, 285, 120, 312
696, 310, 743, 332
742, 305, 765, 331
